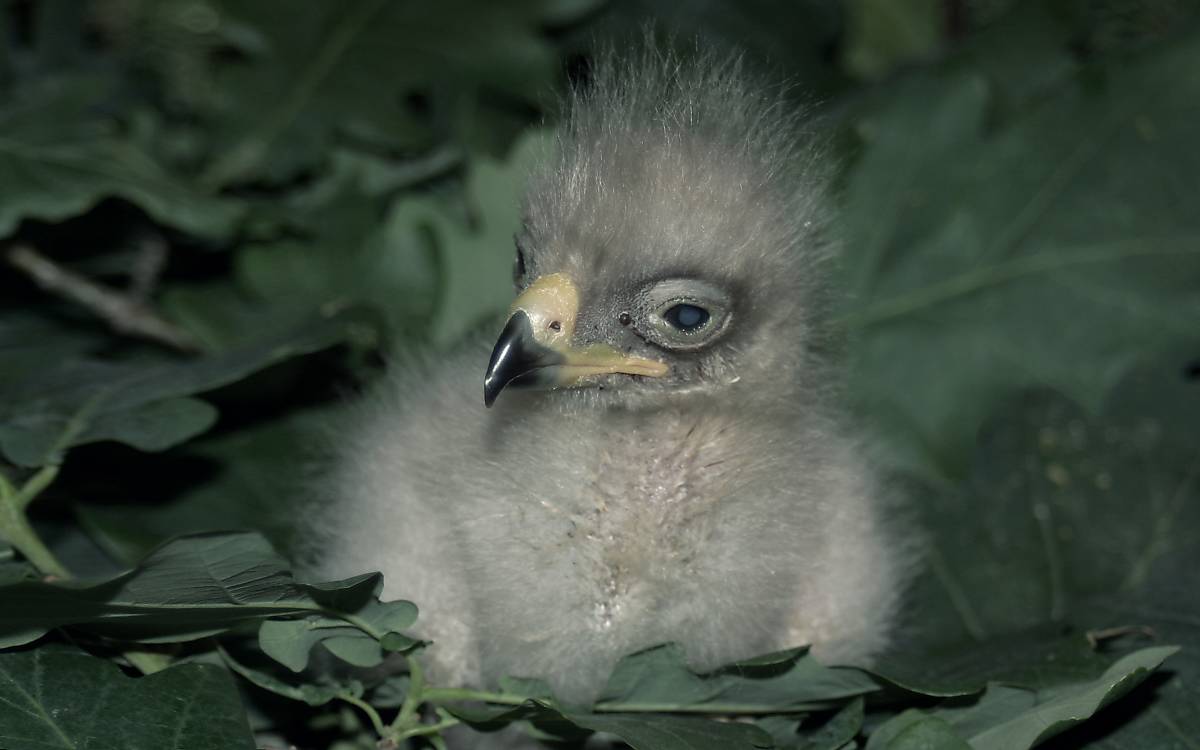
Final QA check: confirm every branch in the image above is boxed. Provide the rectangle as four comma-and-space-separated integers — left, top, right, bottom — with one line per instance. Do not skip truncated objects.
5, 243, 200, 352
128, 233, 169, 302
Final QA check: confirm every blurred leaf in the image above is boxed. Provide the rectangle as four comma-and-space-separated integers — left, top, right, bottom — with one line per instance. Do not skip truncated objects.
198, 0, 596, 186
395, 130, 551, 345
580, 0, 848, 99
0, 308, 367, 467
843, 0, 944, 79
843, 24, 1200, 478
76, 407, 331, 564
232, 184, 437, 344
890, 345, 1200, 743
0, 646, 255, 750
0, 541, 34, 584
943, 4, 1080, 112
0, 531, 416, 648
904, 354, 1200, 640
0, 75, 242, 239
178, 129, 547, 350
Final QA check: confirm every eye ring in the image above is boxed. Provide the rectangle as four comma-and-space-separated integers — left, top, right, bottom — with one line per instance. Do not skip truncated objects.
662, 303, 710, 333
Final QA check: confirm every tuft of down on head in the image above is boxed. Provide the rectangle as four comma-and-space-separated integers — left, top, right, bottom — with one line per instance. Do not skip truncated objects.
516, 42, 839, 409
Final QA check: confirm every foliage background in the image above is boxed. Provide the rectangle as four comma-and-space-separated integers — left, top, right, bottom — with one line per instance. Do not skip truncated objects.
1, 0, 1198, 748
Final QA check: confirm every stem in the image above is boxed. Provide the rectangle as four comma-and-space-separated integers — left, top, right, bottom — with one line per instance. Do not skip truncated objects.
0, 465, 168, 675
396, 708, 460, 741
0, 468, 68, 578
421, 688, 529, 706
339, 692, 389, 739
14, 465, 58, 511
391, 654, 426, 732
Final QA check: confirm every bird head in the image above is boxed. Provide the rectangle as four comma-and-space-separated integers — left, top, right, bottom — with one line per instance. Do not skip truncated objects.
484, 48, 833, 410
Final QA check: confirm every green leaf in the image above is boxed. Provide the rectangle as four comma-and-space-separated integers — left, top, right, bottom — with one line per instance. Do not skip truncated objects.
873, 629, 1113, 698
0, 75, 242, 239
0, 531, 416, 649
259, 618, 363, 672
0, 646, 255, 750
597, 643, 717, 705
843, 25, 1200, 478
921, 647, 1179, 749
0, 309, 367, 467
756, 715, 806, 750
797, 697, 864, 750
257, 605, 415, 673
562, 710, 774, 750
596, 644, 880, 712
868, 713, 969, 750
220, 643, 355, 707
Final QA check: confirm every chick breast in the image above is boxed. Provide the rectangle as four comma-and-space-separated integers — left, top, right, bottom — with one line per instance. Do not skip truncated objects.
313, 341, 908, 705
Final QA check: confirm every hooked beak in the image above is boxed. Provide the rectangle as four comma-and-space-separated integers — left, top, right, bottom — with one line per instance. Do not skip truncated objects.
484, 273, 669, 407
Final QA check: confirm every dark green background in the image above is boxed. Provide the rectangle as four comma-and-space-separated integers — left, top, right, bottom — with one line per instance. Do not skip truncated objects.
1, 1, 1198, 748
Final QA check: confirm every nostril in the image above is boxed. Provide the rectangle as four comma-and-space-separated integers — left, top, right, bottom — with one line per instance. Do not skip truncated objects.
549, 320, 562, 332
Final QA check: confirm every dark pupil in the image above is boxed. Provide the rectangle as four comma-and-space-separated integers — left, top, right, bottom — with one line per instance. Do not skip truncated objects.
665, 303, 709, 332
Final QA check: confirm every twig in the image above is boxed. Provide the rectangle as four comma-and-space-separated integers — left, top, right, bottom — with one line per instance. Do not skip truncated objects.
5, 243, 200, 352
1087, 625, 1158, 649
128, 233, 169, 302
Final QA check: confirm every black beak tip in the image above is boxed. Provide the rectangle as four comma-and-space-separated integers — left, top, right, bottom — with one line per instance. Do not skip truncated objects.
483, 312, 531, 408
482, 310, 562, 407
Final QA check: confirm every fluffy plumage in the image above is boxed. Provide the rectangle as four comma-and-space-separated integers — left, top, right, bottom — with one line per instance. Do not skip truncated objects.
312, 45, 908, 706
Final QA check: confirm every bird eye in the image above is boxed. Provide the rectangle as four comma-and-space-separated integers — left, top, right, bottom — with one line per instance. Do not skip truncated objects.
663, 303, 710, 333
637, 279, 732, 351
512, 245, 527, 287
